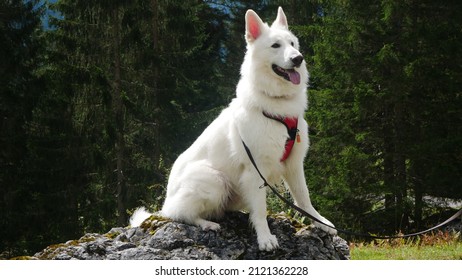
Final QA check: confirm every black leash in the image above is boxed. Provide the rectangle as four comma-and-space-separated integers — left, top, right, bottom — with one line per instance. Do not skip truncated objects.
242, 139, 462, 239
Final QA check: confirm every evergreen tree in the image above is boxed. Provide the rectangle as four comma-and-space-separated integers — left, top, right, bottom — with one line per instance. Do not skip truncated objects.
0, 0, 47, 256
305, 0, 462, 233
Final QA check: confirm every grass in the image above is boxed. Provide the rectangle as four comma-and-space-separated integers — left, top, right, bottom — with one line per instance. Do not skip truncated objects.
350, 231, 462, 260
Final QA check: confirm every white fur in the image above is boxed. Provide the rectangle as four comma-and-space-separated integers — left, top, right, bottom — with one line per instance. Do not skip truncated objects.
129, 207, 152, 228
130, 7, 336, 251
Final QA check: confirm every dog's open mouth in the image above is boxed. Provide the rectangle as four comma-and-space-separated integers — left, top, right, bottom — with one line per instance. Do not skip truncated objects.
272, 64, 301, 85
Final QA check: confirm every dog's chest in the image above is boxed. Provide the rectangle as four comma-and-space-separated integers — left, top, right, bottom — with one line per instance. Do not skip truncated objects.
262, 111, 299, 161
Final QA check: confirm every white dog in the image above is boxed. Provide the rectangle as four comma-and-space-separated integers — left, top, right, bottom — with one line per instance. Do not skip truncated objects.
131, 7, 336, 251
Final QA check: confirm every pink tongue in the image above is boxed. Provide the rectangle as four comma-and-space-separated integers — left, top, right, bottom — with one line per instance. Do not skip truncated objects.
287, 70, 300, 85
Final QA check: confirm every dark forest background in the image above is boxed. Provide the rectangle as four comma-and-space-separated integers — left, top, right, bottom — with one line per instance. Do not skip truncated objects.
1, 0, 461, 258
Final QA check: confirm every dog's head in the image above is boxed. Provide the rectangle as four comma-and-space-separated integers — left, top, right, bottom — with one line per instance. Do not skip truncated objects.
244, 7, 307, 89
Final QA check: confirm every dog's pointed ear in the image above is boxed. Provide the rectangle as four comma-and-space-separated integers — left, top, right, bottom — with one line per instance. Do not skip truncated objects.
245, 9, 265, 43
272, 6, 288, 29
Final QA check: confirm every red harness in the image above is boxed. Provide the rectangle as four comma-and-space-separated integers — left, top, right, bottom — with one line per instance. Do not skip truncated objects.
263, 111, 299, 162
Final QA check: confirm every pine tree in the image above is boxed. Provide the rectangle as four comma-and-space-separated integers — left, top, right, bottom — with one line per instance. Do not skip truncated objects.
0, 0, 47, 256
305, 0, 462, 234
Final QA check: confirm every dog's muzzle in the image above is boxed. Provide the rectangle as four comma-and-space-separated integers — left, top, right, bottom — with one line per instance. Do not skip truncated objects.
272, 55, 303, 85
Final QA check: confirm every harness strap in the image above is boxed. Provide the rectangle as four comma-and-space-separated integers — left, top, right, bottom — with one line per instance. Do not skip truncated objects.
262, 111, 298, 161
241, 139, 462, 239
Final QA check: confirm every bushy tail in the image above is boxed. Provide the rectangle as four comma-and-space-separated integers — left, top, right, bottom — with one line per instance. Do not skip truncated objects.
129, 207, 152, 227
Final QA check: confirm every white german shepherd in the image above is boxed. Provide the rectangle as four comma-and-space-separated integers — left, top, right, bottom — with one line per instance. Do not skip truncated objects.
131, 7, 336, 251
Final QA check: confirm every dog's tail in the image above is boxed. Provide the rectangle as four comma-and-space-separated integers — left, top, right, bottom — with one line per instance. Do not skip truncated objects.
129, 207, 152, 227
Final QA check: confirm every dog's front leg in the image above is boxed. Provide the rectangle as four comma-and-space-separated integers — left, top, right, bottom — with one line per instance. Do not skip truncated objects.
241, 171, 279, 251
250, 190, 279, 251
284, 163, 337, 235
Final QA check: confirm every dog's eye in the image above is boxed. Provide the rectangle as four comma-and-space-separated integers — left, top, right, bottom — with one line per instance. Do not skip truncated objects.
271, 43, 281, 48
291, 42, 294, 47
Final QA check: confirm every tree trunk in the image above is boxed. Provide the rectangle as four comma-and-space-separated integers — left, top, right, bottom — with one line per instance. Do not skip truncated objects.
393, 101, 409, 231
383, 105, 395, 222
414, 182, 423, 229
112, 5, 127, 226
412, 127, 424, 230
151, 0, 161, 175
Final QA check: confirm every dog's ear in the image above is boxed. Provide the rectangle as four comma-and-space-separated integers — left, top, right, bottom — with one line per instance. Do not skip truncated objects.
245, 9, 265, 43
272, 6, 288, 30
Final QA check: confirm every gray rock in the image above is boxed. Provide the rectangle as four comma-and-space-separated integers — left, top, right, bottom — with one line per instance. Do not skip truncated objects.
33, 212, 350, 260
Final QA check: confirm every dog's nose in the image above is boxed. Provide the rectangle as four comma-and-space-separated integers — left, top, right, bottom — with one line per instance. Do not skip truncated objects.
291, 55, 304, 67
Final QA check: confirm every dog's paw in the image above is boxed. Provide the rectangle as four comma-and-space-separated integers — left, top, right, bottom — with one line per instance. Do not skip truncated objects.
258, 234, 279, 251
313, 217, 337, 235
198, 220, 221, 231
